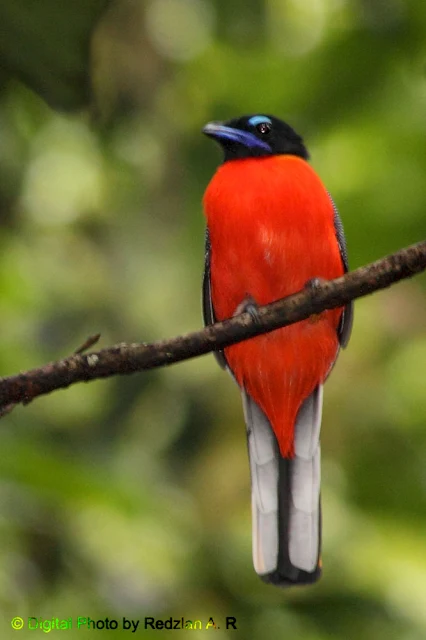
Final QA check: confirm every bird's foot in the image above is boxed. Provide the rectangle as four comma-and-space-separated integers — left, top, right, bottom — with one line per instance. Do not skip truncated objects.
233, 294, 261, 324
304, 278, 327, 324
304, 277, 327, 292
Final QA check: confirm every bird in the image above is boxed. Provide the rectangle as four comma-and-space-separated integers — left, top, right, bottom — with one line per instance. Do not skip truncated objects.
201, 114, 353, 587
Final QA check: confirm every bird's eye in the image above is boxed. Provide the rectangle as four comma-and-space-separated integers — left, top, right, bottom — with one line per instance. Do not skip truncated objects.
256, 122, 271, 135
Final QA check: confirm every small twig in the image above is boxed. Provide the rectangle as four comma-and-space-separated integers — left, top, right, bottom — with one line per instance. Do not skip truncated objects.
0, 239, 424, 411
74, 333, 101, 354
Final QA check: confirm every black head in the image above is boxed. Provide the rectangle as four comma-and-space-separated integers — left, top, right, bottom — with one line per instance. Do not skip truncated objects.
202, 114, 309, 162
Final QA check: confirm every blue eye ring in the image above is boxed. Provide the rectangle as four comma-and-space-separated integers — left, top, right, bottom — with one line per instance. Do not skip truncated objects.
248, 115, 272, 128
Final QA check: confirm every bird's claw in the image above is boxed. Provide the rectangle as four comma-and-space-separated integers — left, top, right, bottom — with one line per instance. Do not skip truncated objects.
304, 277, 326, 292
234, 294, 261, 324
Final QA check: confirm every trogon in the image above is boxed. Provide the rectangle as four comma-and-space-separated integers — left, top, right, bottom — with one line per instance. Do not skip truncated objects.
202, 114, 353, 587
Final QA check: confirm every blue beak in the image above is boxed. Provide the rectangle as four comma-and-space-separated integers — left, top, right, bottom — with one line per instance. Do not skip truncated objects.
203, 122, 271, 152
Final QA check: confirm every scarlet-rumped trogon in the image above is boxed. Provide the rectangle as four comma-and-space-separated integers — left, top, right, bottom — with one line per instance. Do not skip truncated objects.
202, 114, 353, 587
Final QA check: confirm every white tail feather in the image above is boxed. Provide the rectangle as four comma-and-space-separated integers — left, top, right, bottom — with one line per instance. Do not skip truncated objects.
288, 449, 321, 571
289, 386, 322, 571
243, 386, 323, 577
242, 392, 279, 574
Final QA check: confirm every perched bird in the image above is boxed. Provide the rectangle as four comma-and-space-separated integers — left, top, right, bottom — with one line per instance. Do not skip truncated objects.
202, 114, 353, 587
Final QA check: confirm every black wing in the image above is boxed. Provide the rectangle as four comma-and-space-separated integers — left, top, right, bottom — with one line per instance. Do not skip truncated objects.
202, 227, 228, 369
329, 195, 353, 348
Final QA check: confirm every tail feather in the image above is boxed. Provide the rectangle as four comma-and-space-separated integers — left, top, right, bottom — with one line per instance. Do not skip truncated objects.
242, 393, 279, 574
243, 386, 323, 587
289, 385, 322, 572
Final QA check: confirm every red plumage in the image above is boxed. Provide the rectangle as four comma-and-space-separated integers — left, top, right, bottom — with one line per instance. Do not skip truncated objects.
203, 155, 345, 457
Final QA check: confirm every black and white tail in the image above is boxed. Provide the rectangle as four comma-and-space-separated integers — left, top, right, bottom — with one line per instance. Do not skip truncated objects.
242, 385, 323, 586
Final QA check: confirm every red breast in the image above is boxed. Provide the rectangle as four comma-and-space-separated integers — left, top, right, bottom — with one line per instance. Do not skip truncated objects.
204, 155, 344, 456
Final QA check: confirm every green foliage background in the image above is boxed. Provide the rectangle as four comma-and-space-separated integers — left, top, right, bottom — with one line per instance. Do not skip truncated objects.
0, 0, 425, 638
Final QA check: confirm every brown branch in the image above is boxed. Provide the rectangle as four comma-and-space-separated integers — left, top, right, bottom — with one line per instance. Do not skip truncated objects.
0, 240, 425, 411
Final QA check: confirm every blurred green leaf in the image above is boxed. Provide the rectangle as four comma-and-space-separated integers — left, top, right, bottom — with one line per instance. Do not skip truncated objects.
0, 0, 425, 638
0, 0, 109, 109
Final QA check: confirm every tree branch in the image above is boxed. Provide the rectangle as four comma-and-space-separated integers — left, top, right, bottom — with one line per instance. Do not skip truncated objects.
1, 239, 425, 411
